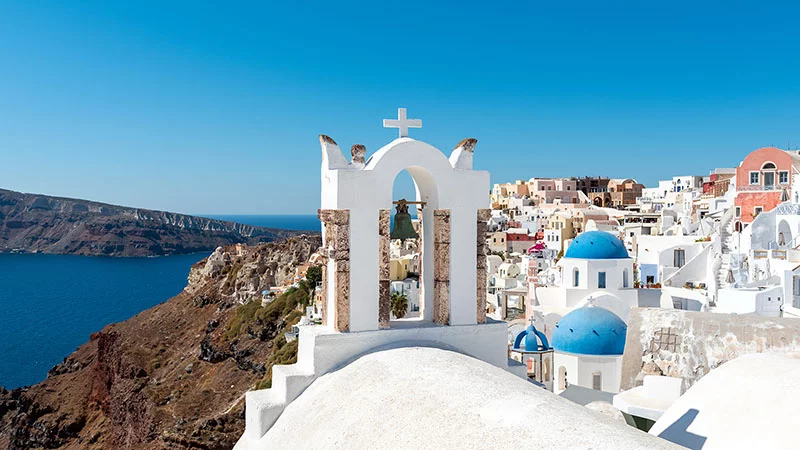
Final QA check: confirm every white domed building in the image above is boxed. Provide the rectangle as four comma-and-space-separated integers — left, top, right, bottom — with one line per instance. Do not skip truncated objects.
551, 304, 628, 394
250, 347, 676, 450
532, 230, 640, 339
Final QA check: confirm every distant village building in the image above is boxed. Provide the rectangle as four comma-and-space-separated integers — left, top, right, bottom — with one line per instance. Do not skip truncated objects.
590, 179, 645, 208
703, 168, 735, 197
544, 210, 574, 254
572, 176, 611, 195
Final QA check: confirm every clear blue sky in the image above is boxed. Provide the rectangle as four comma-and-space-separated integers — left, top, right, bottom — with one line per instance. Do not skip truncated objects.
1, 1, 798, 214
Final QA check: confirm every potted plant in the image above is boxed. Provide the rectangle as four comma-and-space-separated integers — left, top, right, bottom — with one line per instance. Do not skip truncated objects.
391, 291, 409, 319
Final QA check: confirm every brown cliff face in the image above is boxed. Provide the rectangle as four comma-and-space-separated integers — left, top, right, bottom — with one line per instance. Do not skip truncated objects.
0, 188, 308, 256
0, 235, 322, 449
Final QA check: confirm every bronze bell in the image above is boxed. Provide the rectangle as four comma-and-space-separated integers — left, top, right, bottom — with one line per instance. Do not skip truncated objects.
390, 199, 420, 242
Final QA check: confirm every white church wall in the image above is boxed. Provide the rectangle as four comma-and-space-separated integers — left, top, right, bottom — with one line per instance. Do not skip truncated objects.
553, 353, 579, 395
576, 355, 623, 394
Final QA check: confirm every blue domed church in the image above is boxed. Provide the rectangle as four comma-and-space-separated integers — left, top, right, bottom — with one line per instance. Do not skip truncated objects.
533, 230, 638, 331
550, 302, 627, 394
530, 231, 637, 393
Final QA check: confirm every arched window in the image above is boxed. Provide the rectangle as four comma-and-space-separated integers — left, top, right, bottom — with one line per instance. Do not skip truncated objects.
573, 267, 580, 287
623, 268, 630, 288
558, 366, 568, 391
762, 162, 777, 170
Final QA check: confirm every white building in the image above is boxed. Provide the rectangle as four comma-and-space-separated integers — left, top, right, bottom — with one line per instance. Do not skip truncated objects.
636, 235, 709, 286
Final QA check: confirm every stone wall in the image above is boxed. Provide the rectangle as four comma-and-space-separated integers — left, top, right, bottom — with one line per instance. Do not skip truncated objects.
433, 209, 451, 325
621, 308, 800, 390
319, 254, 329, 326
318, 209, 351, 332
378, 209, 391, 329
476, 209, 491, 324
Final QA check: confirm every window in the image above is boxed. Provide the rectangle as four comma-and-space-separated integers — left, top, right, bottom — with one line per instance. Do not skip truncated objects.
646, 275, 655, 284
764, 171, 775, 188
762, 162, 777, 170
592, 372, 602, 391
567, 186, 571, 190
735, 206, 741, 217
750, 172, 760, 185
623, 269, 629, 288
573, 268, 580, 287
674, 249, 686, 268
754, 206, 763, 216
598, 272, 607, 289
780, 171, 789, 184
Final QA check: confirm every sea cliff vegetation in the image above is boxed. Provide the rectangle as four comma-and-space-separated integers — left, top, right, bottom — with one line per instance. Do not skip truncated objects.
0, 235, 321, 449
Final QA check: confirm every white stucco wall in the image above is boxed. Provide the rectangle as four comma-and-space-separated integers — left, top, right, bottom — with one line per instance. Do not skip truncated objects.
553, 352, 623, 394
716, 286, 783, 316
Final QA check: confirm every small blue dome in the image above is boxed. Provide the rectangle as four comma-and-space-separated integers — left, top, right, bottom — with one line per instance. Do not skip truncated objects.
552, 306, 627, 355
565, 231, 628, 259
513, 324, 551, 351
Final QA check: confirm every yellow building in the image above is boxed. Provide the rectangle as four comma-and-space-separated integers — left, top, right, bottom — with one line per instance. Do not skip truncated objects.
390, 255, 418, 281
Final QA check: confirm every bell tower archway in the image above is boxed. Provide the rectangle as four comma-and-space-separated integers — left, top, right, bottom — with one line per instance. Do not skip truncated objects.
318, 109, 490, 332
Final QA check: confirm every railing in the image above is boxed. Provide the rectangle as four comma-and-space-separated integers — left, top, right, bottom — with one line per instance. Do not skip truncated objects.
737, 184, 787, 192
772, 250, 787, 260
753, 250, 768, 259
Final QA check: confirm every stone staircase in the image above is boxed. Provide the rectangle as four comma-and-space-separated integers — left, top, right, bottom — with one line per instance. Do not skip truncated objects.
714, 209, 737, 293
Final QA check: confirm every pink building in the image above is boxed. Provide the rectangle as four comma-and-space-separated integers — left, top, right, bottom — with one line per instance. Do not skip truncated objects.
734, 147, 798, 224
529, 178, 582, 205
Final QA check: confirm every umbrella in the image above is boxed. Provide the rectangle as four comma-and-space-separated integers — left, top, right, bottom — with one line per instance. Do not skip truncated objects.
781, 188, 790, 202
726, 268, 735, 285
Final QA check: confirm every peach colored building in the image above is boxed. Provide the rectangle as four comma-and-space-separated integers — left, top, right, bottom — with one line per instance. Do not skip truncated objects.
734, 147, 798, 224
590, 178, 644, 208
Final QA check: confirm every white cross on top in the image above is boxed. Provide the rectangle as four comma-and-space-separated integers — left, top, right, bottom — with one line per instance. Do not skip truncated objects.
383, 107, 422, 138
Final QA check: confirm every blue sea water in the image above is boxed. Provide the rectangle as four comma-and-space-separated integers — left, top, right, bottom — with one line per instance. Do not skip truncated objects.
0, 252, 204, 389
0, 215, 318, 389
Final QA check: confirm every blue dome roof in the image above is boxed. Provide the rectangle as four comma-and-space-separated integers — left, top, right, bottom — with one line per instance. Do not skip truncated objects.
513, 324, 551, 351
564, 231, 628, 259
552, 306, 627, 355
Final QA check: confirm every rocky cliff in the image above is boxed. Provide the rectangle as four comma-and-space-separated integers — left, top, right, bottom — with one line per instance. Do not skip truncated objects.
0, 235, 322, 449
0, 188, 308, 256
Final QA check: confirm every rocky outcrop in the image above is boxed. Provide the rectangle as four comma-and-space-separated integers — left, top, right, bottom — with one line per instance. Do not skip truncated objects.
0, 235, 321, 449
0, 188, 310, 256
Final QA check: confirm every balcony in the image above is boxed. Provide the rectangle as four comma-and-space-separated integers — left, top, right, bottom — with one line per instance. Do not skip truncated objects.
738, 184, 786, 192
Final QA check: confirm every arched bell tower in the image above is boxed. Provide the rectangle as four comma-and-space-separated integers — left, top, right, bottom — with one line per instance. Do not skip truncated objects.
317, 108, 491, 332
237, 110, 526, 448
